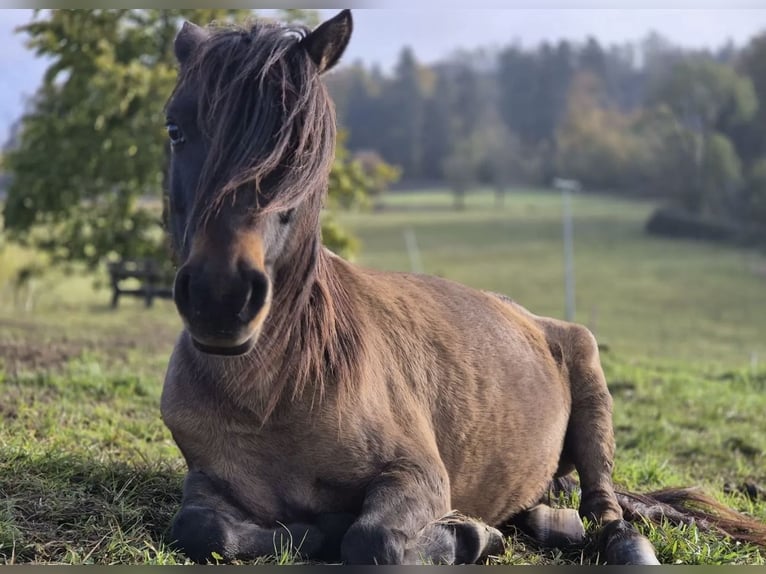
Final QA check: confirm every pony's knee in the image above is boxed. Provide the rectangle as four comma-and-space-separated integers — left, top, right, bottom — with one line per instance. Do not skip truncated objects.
170, 505, 236, 564
341, 523, 406, 564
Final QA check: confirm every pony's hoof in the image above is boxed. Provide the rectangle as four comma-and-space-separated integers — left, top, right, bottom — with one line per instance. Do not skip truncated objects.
602, 520, 660, 565
479, 524, 506, 559
525, 505, 586, 547
606, 536, 660, 565
436, 511, 506, 563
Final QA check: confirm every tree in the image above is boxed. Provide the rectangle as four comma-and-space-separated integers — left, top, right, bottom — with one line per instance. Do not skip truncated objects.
700, 133, 743, 219
327, 62, 385, 154
555, 72, 649, 193
323, 131, 399, 257
732, 32, 766, 166
647, 58, 757, 217
731, 33, 766, 232
443, 140, 478, 210
498, 45, 536, 144
420, 67, 454, 181
497, 41, 574, 184
579, 37, 607, 86
746, 159, 766, 228
466, 112, 518, 207
651, 58, 757, 136
2, 9, 389, 272
378, 47, 427, 178
3, 10, 250, 269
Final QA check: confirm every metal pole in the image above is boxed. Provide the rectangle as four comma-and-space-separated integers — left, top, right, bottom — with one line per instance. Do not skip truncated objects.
404, 227, 423, 274
562, 186, 575, 322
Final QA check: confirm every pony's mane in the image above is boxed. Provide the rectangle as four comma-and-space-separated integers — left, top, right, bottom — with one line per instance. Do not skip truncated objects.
174, 19, 337, 225
172, 18, 364, 421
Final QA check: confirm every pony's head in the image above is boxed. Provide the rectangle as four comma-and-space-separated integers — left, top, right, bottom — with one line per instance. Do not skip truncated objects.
165, 10, 352, 356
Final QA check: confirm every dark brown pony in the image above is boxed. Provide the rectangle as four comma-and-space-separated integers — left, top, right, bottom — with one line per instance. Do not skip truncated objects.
160, 10, 766, 565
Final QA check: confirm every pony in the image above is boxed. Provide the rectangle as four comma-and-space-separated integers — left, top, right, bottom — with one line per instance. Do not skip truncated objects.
160, 10, 766, 564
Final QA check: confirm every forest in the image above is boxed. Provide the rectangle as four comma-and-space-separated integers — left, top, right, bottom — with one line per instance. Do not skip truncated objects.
327, 31, 766, 239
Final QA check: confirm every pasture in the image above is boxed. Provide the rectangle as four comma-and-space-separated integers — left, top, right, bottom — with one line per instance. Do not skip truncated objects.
0, 188, 764, 564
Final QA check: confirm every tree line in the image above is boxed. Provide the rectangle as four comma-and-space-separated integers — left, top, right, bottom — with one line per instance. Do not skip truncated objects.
3, 12, 765, 275
327, 31, 766, 235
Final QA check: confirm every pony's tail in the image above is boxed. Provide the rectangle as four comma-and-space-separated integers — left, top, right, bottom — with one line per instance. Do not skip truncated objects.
550, 476, 766, 548
614, 487, 766, 548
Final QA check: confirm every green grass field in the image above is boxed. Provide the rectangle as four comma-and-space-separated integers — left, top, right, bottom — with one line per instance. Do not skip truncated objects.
0, 188, 764, 564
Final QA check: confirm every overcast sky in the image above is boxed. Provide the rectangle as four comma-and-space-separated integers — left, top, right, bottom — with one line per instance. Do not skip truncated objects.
2, 8, 766, 143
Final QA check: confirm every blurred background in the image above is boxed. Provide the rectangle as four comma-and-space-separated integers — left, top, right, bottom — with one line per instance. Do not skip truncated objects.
1, 8, 765, 372
1, 9, 766, 565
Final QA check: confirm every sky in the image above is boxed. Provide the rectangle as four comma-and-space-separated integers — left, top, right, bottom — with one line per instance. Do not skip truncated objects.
2, 8, 766, 143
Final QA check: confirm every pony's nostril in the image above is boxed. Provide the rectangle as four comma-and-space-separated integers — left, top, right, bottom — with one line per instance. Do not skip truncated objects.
237, 269, 269, 323
237, 285, 253, 317
173, 267, 193, 313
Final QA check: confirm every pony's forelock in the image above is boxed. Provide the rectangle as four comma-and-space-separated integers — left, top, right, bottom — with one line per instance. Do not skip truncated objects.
176, 19, 336, 226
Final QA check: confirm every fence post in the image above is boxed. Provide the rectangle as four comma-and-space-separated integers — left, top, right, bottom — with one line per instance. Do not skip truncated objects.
404, 227, 424, 274
554, 178, 581, 322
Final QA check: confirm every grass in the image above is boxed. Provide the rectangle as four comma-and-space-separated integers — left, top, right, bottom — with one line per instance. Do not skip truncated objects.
0, 188, 765, 564
344, 188, 766, 368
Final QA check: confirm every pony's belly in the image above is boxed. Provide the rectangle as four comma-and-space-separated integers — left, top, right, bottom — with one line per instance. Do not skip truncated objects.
442, 376, 571, 525
449, 421, 568, 525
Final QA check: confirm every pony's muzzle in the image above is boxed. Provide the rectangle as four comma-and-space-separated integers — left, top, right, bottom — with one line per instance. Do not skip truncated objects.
173, 262, 270, 355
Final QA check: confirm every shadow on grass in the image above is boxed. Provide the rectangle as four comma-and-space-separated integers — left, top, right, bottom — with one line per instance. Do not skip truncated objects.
1, 447, 184, 564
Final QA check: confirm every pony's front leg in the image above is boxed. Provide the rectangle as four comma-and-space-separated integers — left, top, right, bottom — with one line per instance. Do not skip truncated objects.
170, 471, 334, 563
339, 458, 504, 564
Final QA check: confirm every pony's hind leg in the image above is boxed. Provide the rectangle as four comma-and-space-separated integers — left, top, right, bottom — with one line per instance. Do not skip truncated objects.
557, 325, 659, 565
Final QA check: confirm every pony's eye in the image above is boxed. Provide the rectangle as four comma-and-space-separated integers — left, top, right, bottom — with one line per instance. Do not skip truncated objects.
279, 209, 295, 225
166, 122, 185, 146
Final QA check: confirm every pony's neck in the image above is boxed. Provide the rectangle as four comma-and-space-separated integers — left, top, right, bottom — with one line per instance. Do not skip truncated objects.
198, 229, 336, 418
271, 230, 324, 327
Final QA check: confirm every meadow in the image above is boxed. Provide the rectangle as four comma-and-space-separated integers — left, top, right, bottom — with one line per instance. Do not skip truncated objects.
0, 188, 764, 564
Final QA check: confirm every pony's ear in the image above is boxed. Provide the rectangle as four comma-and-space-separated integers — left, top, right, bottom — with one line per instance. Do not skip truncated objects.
300, 9, 352, 74
175, 21, 208, 66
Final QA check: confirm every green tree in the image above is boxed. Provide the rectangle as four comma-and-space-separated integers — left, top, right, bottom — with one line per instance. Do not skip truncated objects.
498, 40, 574, 149
3, 10, 249, 269
735, 33, 766, 165
731, 32, 766, 232
420, 66, 454, 181
2, 9, 388, 273
555, 72, 649, 193
747, 159, 766, 227
465, 112, 519, 208
651, 58, 757, 135
443, 139, 478, 211
328, 62, 387, 159
324, 131, 399, 256
648, 58, 757, 216
701, 133, 743, 217
378, 47, 427, 178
